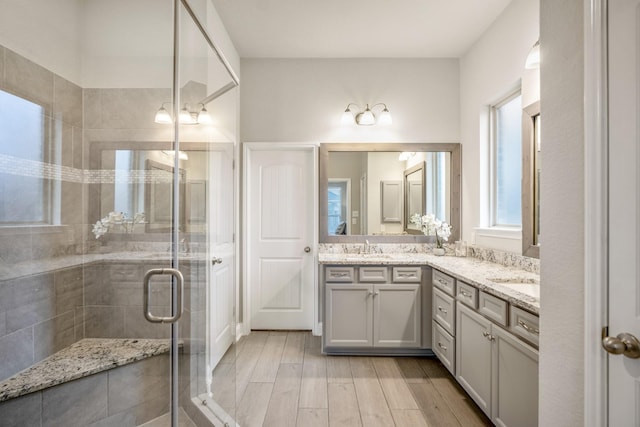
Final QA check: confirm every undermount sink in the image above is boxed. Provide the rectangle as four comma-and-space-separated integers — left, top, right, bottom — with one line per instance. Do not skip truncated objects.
488, 277, 540, 286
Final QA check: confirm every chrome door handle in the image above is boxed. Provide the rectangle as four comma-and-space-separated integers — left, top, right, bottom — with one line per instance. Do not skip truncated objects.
304, 246, 311, 253
602, 332, 640, 358
143, 268, 184, 324
211, 257, 223, 265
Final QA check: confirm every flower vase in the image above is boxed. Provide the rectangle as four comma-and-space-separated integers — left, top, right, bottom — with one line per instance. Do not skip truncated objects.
433, 247, 445, 256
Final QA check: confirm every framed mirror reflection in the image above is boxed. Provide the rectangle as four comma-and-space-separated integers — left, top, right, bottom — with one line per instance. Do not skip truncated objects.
319, 143, 461, 243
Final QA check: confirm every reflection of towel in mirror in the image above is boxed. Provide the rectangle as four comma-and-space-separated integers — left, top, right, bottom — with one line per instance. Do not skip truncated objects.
335, 222, 346, 235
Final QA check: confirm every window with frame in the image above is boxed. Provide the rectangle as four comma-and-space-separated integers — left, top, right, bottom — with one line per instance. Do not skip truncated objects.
491, 91, 522, 227
0, 89, 55, 225
327, 179, 350, 235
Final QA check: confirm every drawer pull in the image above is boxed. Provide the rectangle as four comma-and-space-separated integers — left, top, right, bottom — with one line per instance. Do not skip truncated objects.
399, 273, 415, 278
459, 290, 472, 298
438, 342, 447, 351
437, 306, 447, 314
518, 319, 540, 335
332, 272, 350, 278
437, 278, 448, 285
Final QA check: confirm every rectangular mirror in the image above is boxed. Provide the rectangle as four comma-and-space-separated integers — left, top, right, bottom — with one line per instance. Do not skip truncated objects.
320, 143, 461, 243
522, 101, 541, 258
89, 141, 209, 235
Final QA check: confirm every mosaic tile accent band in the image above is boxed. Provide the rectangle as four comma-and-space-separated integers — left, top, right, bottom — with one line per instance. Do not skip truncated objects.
0, 154, 174, 184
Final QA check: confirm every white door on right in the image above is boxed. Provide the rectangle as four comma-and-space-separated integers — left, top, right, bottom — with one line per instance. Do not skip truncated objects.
607, 0, 640, 424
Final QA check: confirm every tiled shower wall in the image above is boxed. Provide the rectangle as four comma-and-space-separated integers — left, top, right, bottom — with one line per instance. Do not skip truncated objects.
0, 46, 208, 388
0, 45, 85, 381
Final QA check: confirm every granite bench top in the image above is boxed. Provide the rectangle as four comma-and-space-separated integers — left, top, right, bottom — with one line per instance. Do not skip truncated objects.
318, 252, 540, 315
0, 338, 172, 402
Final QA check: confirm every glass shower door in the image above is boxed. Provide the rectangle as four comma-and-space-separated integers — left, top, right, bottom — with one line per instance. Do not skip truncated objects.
175, 0, 239, 425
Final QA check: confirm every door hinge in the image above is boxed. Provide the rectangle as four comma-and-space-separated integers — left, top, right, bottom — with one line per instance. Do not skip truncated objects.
232, 159, 236, 170
602, 326, 609, 340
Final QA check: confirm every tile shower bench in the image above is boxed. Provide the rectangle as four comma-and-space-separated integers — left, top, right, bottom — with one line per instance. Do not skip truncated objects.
0, 338, 175, 426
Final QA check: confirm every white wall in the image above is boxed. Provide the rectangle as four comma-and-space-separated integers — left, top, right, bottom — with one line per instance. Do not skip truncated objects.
459, 0, 540, 253
240, 58, 459, 144
0, 0, 83, 85
539, 0, 584, 424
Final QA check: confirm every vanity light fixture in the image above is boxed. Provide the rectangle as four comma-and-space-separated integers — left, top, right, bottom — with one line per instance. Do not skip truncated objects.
525, 40, 540, 69
154, 102, 213, 125
341, 103, 393, 126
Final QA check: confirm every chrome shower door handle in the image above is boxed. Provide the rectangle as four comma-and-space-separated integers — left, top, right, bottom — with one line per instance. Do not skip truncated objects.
143, 268, 184, 324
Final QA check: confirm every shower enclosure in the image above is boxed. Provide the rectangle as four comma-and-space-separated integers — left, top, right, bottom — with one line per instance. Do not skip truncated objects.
0, 0, 238, 426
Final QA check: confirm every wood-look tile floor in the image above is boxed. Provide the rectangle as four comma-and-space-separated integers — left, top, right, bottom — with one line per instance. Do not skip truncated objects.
210, 331, 493, 427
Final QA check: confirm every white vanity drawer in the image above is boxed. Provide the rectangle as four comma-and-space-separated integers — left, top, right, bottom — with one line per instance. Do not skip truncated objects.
433, 270, 456, 296
325, 266, 355, 282
456, 281, 478, 308
432, 322, 455, 375
478, 291, 508, 326
510, 306, 540, 347
392, 266, 422, 283
359, 266, 388, 282
433, 287, 455, 335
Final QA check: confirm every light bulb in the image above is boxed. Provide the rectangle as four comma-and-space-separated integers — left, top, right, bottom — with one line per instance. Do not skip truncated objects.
154, 106, 172, 124
525, 41, 540, 69
179, 105, 195, 124
341, 108, 355, 125
357, 105, 375, 126
197, 105, 212, 125
378, 108, 392, 125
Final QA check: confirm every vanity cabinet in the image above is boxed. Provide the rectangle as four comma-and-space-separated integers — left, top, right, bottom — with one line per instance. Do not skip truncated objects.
456, 302, 539, 426
324, 265, 425, 352
432, 270, 457, 374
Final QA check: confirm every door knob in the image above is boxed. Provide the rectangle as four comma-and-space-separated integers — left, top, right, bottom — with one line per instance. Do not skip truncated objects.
211, 257, 223, 265
304, 246, 311, 253
602, 332, 640, 358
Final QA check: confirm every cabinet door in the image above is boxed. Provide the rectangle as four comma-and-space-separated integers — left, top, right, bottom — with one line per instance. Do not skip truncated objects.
374, 284, 421, 347
456, 302, 492, 417
491, 326, 539, 427
325, 284, 373, 347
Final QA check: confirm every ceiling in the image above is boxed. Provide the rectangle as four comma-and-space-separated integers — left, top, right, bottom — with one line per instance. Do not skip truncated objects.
210, 0, 512, 58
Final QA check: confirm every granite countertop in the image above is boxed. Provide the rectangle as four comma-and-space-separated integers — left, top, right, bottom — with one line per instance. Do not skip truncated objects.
318, 252, 540, 315
0, 338, 172, 402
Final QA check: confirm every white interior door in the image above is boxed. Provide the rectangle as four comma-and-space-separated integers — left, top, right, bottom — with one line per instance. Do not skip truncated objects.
607, 0, 640, 423
207, 144, 235, 376
246, 145, 315, 330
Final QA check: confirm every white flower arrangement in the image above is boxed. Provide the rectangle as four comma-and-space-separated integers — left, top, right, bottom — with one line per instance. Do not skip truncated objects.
410, 213, 452, 248
92, 211, 146, 239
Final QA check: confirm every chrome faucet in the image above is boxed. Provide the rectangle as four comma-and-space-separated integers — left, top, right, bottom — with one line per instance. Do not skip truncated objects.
364, 239, 370, 254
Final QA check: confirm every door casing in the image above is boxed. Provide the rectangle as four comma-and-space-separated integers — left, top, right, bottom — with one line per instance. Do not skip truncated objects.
584, 0, 610, 425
